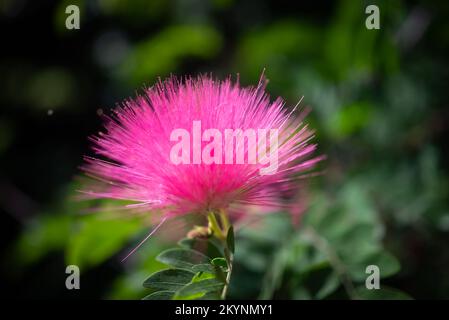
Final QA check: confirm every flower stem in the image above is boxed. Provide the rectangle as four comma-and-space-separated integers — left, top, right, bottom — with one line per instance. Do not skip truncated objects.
207, 210, 234, 300
208, 211, 225, 240
219, 209, 230, 233
221, 245, 233, 300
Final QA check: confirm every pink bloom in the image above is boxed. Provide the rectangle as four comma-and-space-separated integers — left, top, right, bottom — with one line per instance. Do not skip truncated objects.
81, 75, 322, 222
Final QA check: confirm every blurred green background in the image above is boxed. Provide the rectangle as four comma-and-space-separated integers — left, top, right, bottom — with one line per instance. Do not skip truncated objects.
0, 0, 448, 299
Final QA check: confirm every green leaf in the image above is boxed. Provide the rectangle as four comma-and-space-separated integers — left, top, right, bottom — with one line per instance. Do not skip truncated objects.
178, 237, 223, 258
355, 286, 413, 300
174, 278, 224, 300
142, 290, 175, 300
213, 264, 227, 283
292, 287, 312, 300
315, 272, 340, 299
143, 269, 195, 291
226, 226, 235, 254
67, 216, 143, 269
211, 257, 227, 268
192, 263, 215, 274
156, 248, 210, 270
192, 271, 215, 282
347, 251, 400, 281
15, 214, 71, 266
192, 264, 227, 283
178, 238, 195, 248
121, 25, 222, 86
337, 223, 380, 262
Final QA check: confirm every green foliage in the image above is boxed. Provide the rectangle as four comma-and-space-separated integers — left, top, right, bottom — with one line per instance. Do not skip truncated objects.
142, 290, 175, 300
143, 269, 195, 291
67, 215, 144, 269
15, 213, 72, 266
142, 233, 234, 300
355, 286, 412, 300
232, 185, 410, 300
120, 25, 222, 86
156, 248, 211, 270
173, 278, 223, 300
211, 257, 227, 269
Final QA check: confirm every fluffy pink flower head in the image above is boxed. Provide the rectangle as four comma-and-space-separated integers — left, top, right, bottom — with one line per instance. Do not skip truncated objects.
82, 75, 322, 222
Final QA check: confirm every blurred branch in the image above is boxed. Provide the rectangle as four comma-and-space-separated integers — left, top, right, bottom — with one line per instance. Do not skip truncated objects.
303, 226, 359, 300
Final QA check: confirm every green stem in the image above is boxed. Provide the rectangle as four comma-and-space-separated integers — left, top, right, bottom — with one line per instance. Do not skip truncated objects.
208, 211, 225, 240
219, 210, 230, 233
304, 226, 359, 300
207, 211, 233, 300
221, 252, 233, 300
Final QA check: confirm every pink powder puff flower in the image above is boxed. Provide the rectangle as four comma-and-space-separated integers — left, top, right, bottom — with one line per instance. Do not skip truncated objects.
81, 75, 323, 230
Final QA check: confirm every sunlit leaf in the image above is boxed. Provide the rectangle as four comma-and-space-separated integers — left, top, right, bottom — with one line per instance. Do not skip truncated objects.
66, 216, 144, 269
156, 248, 210, 270
173, 278, 224, 300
